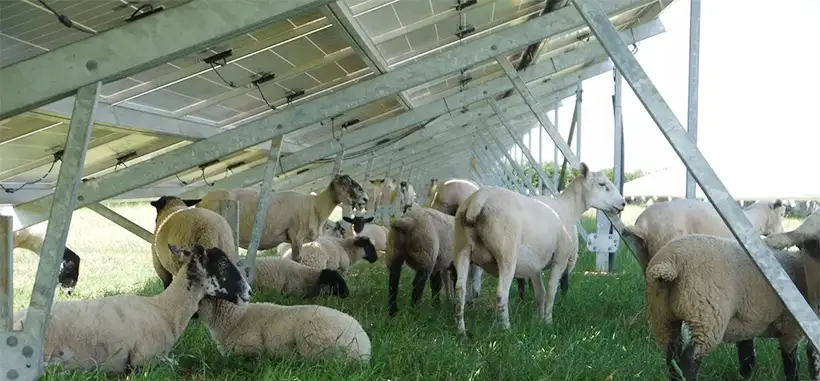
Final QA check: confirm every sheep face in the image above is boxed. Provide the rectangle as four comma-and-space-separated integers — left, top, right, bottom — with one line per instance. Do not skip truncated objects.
58, 248, 80, 296
331, 174, 368, 209
577, 163, 626, 214
353, 236, 379, 263
342, 215, 374, 234
149, 196, 201, 222
168, 243, 252, 305
766, 199, 787, 234
318, 269, 350, 298
322, 220, 346, 238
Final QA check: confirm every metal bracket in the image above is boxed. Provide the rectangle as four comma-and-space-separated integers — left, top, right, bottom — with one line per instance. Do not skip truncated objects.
585, 232, 620, 253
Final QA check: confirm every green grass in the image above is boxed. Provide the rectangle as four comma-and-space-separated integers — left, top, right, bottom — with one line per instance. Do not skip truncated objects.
8, 202, 809, 380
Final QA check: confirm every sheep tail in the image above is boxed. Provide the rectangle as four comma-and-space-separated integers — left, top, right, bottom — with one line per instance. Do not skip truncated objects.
390, 216, 414, 233
459, 191, 490, 227
646, 261, 678, 284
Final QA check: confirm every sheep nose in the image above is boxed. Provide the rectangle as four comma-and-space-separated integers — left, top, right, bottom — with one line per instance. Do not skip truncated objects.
620, 200, 626, 208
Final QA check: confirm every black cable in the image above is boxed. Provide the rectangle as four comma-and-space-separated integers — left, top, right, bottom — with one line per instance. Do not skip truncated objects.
175, 174, 189, 185
0, 156, 60, 193
255, 83, 277, 110
200, 168, 215, 186
208, 62, 236, 88
37, 0, 96, 35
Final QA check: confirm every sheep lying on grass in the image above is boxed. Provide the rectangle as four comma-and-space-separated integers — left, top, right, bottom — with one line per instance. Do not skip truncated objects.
452, 163, 625, 334
282, 235, 379, 273
276, 219, 347, 257
242, 256, 349, 299
12, 243, 251, 374
385, 207, 456, 316
150, 196, 237, 288
193, 174, 368, 263
198, 298, 371, 363
13, 222, 81, 295
343, 215, 389, 253
644, 232, 820, 381
625, 198, 787, 271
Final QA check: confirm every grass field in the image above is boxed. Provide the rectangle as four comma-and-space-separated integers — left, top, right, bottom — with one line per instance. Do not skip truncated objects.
8, 202, 809, 380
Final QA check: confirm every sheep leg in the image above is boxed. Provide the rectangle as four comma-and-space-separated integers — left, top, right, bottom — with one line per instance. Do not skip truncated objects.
387, 256, 405, 317
807, 343, 820, 381
495, 259, 515, 330
664, 322, 686, 381
454, 245, 472, 335
516, 278, 527, 299
736, 339, 756, 380
466, 264, 483, 305
780, 346, 798, 381
531, 273, 547, 318
430, 270, 443, 306
411, 268, 431, 307
678, 343, 703, 381
151, 249, 172, 289
541, 262, 565, 325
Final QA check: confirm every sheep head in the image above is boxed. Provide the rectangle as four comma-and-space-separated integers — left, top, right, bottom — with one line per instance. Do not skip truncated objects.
321, 220, 346, 238
318, 269, 349, 298
343, 215, 374, 234
168, 243, 251, 305
353, 236, 379, 263
575, 162, 626, 214
58, 248, 80, 296
150, 196, 201, 221
330, 174, 368, 210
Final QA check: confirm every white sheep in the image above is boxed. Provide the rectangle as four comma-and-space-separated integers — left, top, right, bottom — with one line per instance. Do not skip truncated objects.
385, 206, 456, 316
192, 174, 368, 263
644, 232, 820, 381
149, 196, 237, 288
624, 198, 787, 271
197, 298, 371, 363
398, 180, 416, 214
12, 243, 251, 373
368, 177, 397, 213
426, 178, 479, 215
452, 163, 625, 334
281, 235, 379, 273
12, 222, 81, 295
342, 215, 389, 253
276, 218, 348, 257
245, 256, 350, 299
765, 208, 820, 250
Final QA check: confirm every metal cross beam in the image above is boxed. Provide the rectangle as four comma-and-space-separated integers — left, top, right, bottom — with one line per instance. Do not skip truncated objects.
571, 0, 820, 348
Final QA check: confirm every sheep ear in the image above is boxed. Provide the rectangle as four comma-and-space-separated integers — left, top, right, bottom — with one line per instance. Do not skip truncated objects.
577, 162, 589, 177
168, 244, 191, 260
364, 216, 374, 223
342, 216, 354, 224
150, 197, 167, 210
352, 236, 370, 248
183, 199, 201, 207
771, 199, 784, 209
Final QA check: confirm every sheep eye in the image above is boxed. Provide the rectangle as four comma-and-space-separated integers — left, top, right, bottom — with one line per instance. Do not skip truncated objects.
598, 182, 606, 187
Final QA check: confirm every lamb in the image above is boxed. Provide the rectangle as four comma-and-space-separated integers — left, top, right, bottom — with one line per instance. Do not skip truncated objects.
191, 174, 368, 263
398, 180, 416, 213
12, 243, 251, 373
12, 222, 81, 295
281, 235, 379, 273
197, 298, 371, 363
244, 256, 350, 299
384, 206, 456, 316
452, 163, 625, 334
624, 198, 787, 271
276, 218, 348, 257
342, 215, 389, 253
644, 232, 820, 381
149, 196, 237, 288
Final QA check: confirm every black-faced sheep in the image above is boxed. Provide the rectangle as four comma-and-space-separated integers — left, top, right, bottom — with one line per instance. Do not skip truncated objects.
192, 174, 368, 263
384, 206, 456, 316
149, 196, 237, 288
281, 235, 379, 273
12, 243, 251, 373
197, 298, 371, 363
243, 256, 349, 299
624, 198, 787, 271
644, 233, 820, 381
13, 222, 81, 295
342, 215, 389, 254
452, 163, 625, 335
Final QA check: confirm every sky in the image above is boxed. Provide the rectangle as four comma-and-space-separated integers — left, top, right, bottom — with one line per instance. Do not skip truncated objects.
516, 0, 820, 177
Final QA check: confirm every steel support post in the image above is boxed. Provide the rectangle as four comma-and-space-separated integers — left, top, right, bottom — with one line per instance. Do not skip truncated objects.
685, 0, 701, 199
13, 83, 100, 378
86, 203, 153, 243
480, 123, 538, 195
558, 84, 583, 191
1, 215, 11, 331
538, 118, 544, 194
244, 140, 285, 280
217, 200, 240, 256
570, 0, 820, 348
552, 107, 560, 185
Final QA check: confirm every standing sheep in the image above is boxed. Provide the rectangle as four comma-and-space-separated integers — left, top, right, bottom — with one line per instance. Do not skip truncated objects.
624, 198, 787, 271
399, 180, 416, 214
246, 256, 350, 299
644, 233, 820, 381
452, 163, 625, 334
12, 243, 251, 373
281, 235, 379, 273
12, 222, 81, 295
385, 207, 456, 316
192, 174, 368, 263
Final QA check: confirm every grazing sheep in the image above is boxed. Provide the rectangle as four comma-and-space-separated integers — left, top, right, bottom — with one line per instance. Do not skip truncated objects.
385, 207, 456, 316
149, 196, 237, 288
452, 163, 625, 334
198, 298, 371, 363
644, 233, 820, 381
192, 174, 368, 263
282, 235, 379, 273
624, 198, 787, 271
12, 222, 81, 295
245, 256, 349, 299
342, 215, 389, 253
399, 180, 416, 213
12, 243, 251, 373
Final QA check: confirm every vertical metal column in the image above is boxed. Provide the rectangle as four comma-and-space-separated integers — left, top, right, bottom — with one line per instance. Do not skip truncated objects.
244, 138, 285, 280
0, 215, 12, 331
552, 107, 560, 185
685, 0, 701, 199
538, 118, 544, 194
23, 82, 100, 377
575, 84, 583, 161
363, 153, 376, 214
571, 0, 820, 348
